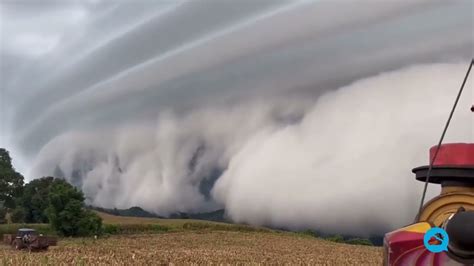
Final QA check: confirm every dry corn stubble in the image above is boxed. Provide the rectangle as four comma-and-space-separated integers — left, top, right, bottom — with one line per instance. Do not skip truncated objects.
0, 231, 382, 265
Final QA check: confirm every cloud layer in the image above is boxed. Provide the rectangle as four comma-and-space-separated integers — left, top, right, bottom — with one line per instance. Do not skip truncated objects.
29, 63, 474, 235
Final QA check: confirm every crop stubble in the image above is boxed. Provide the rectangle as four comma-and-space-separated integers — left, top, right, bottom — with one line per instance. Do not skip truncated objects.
1, 231, 382, 265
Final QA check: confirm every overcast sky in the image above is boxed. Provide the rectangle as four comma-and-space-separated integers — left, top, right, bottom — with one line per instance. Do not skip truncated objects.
0, 0, 473, 234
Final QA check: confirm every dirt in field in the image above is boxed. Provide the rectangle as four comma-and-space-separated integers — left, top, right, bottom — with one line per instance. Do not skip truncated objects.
0, 231, 383, 265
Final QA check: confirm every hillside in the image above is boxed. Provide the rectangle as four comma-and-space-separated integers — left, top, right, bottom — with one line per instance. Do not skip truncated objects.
90, 206, 227, 222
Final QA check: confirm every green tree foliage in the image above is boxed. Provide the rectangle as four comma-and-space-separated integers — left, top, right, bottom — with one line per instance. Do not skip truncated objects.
0, 207, 6, 224
17, 176, 56, 223
0, 149, 102, 236
325, 234, 374, 246
325, 234, 344, 243
10, 207, 25, 223
46, 180, 102, 236
345, 238, 374, 246
0, 148, 24, 209
77, 210, 103, 236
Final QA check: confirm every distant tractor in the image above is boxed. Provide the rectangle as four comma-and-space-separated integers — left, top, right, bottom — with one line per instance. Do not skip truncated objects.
3, 228, 57, 251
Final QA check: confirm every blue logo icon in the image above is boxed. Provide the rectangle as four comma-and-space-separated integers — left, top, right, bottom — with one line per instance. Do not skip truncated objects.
424, 227, 449, 253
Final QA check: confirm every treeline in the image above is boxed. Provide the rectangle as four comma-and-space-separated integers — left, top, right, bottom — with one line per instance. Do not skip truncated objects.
0, 148, 102, 236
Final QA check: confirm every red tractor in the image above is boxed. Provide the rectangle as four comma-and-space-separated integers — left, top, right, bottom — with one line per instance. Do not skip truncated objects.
384, 60, 474, 265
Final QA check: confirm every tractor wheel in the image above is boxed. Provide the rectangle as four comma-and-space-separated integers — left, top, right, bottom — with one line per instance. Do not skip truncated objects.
13, 240, 22, 250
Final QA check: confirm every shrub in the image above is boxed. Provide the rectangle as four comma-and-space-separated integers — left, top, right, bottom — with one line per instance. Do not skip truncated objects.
47, 180, 102, 236
103, 224, 120, 235
77, 210, 103, 236
345, 238, 374, 246
298, 229, 317, 237
325, 234, 344, 243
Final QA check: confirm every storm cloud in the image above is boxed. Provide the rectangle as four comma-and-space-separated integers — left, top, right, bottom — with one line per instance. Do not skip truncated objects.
1, 0, 473, 235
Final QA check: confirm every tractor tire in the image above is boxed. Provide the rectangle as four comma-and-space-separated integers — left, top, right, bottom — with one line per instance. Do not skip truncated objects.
12, 240, 22, 250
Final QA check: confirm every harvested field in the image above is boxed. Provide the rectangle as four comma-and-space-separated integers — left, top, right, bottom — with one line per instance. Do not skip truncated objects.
0, 231, 382, 265
1, 212, 383, 264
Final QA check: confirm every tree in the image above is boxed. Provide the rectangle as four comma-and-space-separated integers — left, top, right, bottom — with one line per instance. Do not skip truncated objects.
0, 148, 24, 210
18, 176, 56, 223
46, 179, 102, 236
